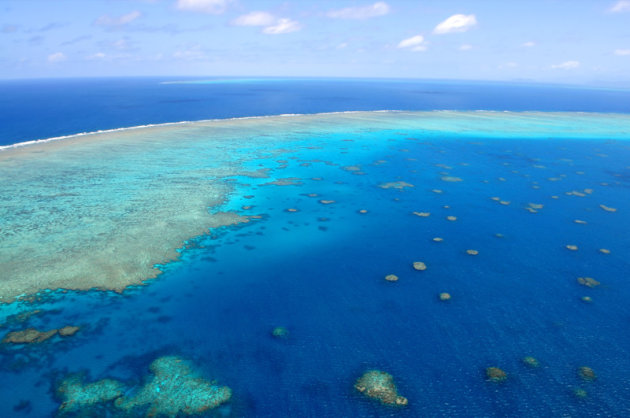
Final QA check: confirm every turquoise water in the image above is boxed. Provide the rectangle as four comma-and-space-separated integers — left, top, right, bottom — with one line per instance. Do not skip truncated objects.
1, 111, 630, 416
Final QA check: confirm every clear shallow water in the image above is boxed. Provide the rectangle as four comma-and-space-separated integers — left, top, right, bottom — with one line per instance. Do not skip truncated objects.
0, 83, 630, 416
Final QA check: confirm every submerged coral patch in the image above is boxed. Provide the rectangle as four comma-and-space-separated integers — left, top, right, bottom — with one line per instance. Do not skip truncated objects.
2, 328, 58, 344
412, 262, 427, 271
385, 274, 399, 282
272, 327, 290, 339
522, 356, 540, 368
578, 366, 597, 381
599, 204, 617, 212
115, 356, 231, 416
577, 277, 600, 288
57, 356, 230, 416
486, 367, 507, 382
354, 370, 407, 406
378, 181, 414, 190
58, 374, 125, 413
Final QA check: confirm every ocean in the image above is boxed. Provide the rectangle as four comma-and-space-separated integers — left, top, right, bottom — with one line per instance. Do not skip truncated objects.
0, 78, 629, 417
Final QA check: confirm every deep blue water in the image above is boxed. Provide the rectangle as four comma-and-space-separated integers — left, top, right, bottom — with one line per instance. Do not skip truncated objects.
1, 79, 630, 417
2, 77, 630, 146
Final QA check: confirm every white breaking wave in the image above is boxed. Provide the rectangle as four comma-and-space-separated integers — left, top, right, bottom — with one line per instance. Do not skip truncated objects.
0, 110, 403, 151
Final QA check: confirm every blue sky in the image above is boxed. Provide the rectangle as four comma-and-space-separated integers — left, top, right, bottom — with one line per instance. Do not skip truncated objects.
1, 0, 630, 85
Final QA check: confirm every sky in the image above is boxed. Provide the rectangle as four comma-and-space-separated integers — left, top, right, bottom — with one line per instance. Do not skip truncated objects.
1, 0, 630, 86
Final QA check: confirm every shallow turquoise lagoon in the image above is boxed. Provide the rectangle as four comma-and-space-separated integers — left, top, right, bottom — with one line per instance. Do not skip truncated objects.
1, 111, 629, 416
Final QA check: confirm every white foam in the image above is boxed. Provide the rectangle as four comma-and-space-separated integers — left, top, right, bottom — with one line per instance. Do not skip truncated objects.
0, 110, 402, 151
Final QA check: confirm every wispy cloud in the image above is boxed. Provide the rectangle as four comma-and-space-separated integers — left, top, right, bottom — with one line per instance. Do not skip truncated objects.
172, 44, 208, 60
232, 11, 301, 34
327, 2, 390, 19
522, 41, 535, 47
551, 60, 580, 69
87, 52, 106, 60
231, 11, 276, 26
609, 1, 630, 12
262, 18, 301, 35
176, 0, 230, 14
94, 11, 142, 28
397, 35, 427, 51
61, 35, 92, 46
37, 22, 67, 32
433, 14, 477, 34
1, 24, 19, 34
47, 52, 67, 63
459, 44, 473, 51
614, 49, 630, 55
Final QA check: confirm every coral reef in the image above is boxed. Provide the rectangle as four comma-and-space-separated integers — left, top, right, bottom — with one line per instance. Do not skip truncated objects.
412, 262, 427, 271
566, 245, 578, 251
262, 178, 302, 186
486, 367, 507, 382
2, 328, 58, 344
385, 274, 399, 282
441, 176, 463, 182
522, 356, 540, 368
354, 370, 408, 406
578, 366, 596, 381
439, 293, 451, 301
573, 388, 588, 399
577, 277, 600, 288
57, 356, 231, 416
272, 327, 290, 339
599, 204, 617, 212
378, 181, 414, 190
412, 211, 431, 217
115, 356, 231, 416
2, 324, 80, 344
58, 374, 124, 412
466, 249, 479, 255
59, 326, 80, 337
446, 216, 457, 221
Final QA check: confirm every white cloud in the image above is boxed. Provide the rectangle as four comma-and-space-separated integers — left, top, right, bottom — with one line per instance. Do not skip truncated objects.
232, 11, 275, 26
459, 44, 473, 51
176, 0, 229, 14
433, 14, 477, 34
262, 18, 301, 34
614, 49, 630, 55
499, 62, 518, 69
327, 2, 390, 19
47, 52, 66, 63
397, 35, 427, 51
610, 1, 630, 12
522, 41, 535, 47
87, 52, 106, 60
173, 45, 207, 60
551, 60, 580, 69
94, 10, 142, 27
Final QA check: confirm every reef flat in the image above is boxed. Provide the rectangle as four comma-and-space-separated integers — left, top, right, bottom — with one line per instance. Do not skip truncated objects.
1, 111, 629, 303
